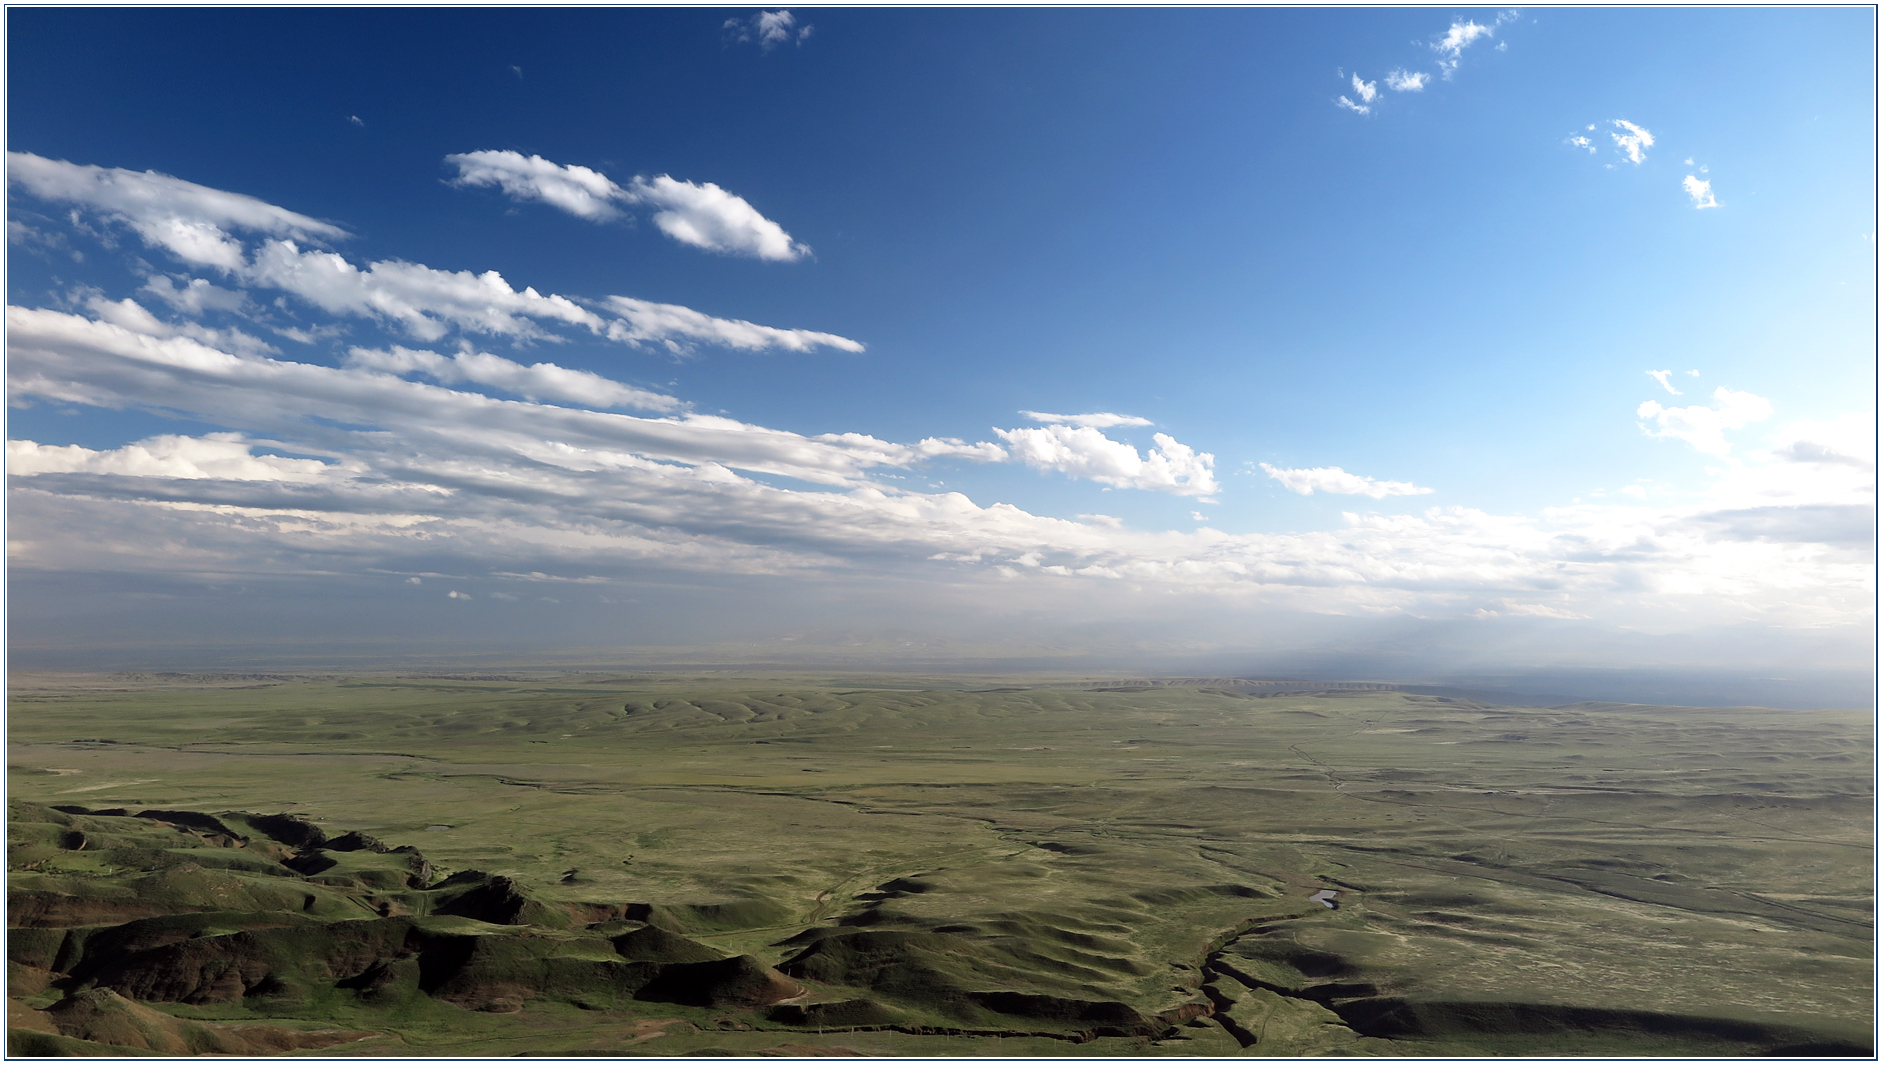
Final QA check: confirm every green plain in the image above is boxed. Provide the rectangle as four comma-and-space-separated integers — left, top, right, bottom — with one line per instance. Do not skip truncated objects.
6, 672, 1873, 1056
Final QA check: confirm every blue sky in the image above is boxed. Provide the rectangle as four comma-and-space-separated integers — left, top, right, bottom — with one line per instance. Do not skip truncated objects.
6, 8, 1874, 672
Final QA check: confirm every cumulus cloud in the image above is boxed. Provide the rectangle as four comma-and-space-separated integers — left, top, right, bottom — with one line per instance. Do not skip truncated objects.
1567, 134, 1594, 154
1637, 386, 1773, 456
445, 150, 808, 260
445, 150, 627, 221
1682, 174, 1720, 209
1019, 411, 1152, 429
343, 346, 683, 411
1259, 463, 1433, 499
1610, 119, 1654, 164
994, 424, 1218, 497
1335, 95, 1371, 115
725, 9, 811, 50
1350, 74, 1378, 104
1385, 69, 1428, 92
622, 175, 809, 261
1646, 370, 1681, 395
9, 153, 853, 353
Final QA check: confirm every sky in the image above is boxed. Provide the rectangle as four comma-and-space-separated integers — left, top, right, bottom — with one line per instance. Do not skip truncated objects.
6, 8, 1875, 684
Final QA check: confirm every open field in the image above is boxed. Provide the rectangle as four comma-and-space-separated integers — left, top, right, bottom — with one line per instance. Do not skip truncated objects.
7, 672, 1874, 1056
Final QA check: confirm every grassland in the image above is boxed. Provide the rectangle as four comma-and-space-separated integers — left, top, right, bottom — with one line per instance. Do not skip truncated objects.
7, 671, 1873, 1056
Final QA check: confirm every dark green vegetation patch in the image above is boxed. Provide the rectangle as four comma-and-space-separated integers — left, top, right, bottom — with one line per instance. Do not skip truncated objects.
7, 674, 1874, 1056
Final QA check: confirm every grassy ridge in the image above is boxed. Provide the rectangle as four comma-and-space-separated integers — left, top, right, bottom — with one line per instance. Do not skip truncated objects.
7, 674, 1873, 1056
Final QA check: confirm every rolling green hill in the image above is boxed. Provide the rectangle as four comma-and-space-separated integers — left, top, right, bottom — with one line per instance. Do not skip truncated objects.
8, 674, 1873, 1056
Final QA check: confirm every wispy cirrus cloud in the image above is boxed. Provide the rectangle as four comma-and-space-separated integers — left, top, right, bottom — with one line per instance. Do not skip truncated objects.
1019, 411, 1153, 429
445, 150, 810, 260
1258, 463, 1432, 499
602, 296, 862, 354
343, 345, 683, 411
725, 9, 811, 51
1646, 370, 1682, 395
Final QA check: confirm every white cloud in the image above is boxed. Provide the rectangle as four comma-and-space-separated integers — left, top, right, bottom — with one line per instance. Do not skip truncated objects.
725, 9, 811, 50
343, 346, 683, 411
12, 153, 848, 354
994, 425, 1218, 497
1609, 119, 1654, 164
1431, 19, 1494, 78
6, 309, 1870, 638
1646, 370, 1681, 395
603, 296, 862, 354
1434, 20, 1494, 56
6, 434, 336, 482
1568, 135, 1594, 153
9, 160, 1869, 645
141, 275, 248, 316
1350, 74, 1378, 103
6, 152, 345, 271
445, 150, 628, 222
1637, 386, 1773, 456
1682, 174, 1720, 209
1019, 411, 1152, 429
444, 151, 808, 261
81, 294, 278, 357
1259, 463, 1433, 499
1335, 96, 1371, 115
247, 240, 605, 343
7, 306, 923, 488
1384, 69, 1428, 92
348, 116, 365, 128
1763, 412, 1875, 472
622, 175, 809, 261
